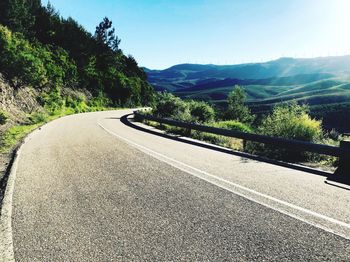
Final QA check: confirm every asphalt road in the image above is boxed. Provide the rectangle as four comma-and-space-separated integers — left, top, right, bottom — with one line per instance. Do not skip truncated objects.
9, 109, 350, 261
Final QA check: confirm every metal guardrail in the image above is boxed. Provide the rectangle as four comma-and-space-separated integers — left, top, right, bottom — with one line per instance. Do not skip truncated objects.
134, 111, 350, 185
134, 111, 349, 156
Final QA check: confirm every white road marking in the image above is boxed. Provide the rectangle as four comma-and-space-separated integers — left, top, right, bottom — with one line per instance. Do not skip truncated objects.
98, 120, 350, 240
0, 143, 21, 262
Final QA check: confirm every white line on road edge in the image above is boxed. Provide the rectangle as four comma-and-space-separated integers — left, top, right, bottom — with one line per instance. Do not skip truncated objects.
98, 121, 350, 240
0, 146, 20, 262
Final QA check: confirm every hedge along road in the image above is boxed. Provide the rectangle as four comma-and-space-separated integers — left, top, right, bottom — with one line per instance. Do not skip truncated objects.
5, 109, 350, 261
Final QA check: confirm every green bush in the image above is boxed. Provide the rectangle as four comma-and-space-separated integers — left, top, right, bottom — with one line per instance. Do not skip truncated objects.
42, 87, 65, 114
246, 102, 324, 162
28, 111, 49, 124
189, 100, 215, 123
88, 92, 111, 109
65, 93, 89, 113
212, 120, 252, 133
258, 103, 322, 141
152, 94, 217, 124
152, 93, 190, 121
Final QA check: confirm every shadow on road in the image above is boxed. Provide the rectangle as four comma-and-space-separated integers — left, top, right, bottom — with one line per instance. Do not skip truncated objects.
119, 113, 330, 178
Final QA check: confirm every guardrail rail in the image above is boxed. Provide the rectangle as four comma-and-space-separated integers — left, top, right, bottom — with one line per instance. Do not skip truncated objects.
134, 111, 350, 185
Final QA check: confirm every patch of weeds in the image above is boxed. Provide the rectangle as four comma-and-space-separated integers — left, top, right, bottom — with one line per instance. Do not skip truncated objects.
0, 124, 40, 153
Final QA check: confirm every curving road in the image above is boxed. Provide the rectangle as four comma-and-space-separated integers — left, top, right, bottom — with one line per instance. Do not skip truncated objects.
6, 109, 350, 261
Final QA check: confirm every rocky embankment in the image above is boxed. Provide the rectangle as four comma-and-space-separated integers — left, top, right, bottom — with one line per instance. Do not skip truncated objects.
0, 75, 42, 206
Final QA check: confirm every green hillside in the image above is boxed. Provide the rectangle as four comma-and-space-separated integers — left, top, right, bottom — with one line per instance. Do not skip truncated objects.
0, 0, 155, 152
147, 59, 350, 131
0, 0, 155, 107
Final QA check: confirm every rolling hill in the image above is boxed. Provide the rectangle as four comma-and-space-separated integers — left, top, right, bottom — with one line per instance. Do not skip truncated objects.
146, 56, 350, 131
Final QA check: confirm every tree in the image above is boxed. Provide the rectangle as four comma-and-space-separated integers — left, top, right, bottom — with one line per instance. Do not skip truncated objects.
0, 1, 155, 107
153, 93, 190, 120
0, 0, 40, 37
189, 100, 215, 123
225, 85, 255, 124
123, 55, 147, 80
94, 17, 120, 53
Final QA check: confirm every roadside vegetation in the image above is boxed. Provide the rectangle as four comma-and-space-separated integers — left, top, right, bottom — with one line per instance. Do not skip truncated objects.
142, 85, 340, 168
0, 89, 118, 153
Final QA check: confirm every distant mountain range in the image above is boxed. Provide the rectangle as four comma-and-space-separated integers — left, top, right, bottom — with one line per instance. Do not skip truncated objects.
145, 55, 350, 131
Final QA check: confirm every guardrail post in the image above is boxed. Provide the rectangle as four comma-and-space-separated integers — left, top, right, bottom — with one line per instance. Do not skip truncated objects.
339, 139, 350, 170
328, 139, 350, 185
243, 139, 247, 150
133, 111, 141, 122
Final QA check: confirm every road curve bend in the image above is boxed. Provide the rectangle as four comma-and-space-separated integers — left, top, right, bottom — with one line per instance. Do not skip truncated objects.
5, 109, 350, 261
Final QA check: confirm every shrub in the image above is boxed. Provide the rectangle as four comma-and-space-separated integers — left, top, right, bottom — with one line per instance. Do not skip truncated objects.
28, 111, 49, 124
246, 102, 324, 162
42, 86, 65, 114
152, 93, 190, 121
189, 100, 215, 123
212, 120, 252, 133
88, 92, 111, 109
65, 93, 89, 113
258, 102, 322, 141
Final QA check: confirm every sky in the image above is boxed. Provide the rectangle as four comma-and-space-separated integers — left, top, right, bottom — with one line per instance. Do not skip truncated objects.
42, 0, 350, 69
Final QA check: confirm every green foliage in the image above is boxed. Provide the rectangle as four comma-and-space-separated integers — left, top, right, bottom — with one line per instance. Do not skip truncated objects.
191, 120, 251, 149
246, 102, 324, 162
0, 0, 40, 37
259, 102, 322, 141
88, 92, 111, 109
94, 17, 120, 53
153, 93, 190, 120
0, 86, 119, 152
225, 85, 255, 124
65, 93, 89, 113
212, 120, 252, 133
0, 123, 39, 153
188, 100, 215, 123
191, 131, 230, 146
0, 25, 78, 89
152, 93, 216, 123
0, 25, 47, 87
0, 1, 155, 107
0, 110, 9, 125
28, 110, 49, 124
41, 86, 65, 114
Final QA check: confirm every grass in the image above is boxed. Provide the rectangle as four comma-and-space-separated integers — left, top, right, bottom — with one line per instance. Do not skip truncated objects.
0, 124, 41, 153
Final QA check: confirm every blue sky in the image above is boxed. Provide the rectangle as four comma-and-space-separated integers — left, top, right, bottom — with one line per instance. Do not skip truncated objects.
42, 0, 350, 69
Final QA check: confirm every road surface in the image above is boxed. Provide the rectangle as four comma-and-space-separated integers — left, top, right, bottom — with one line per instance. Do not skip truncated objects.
6, 109, 350, 261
